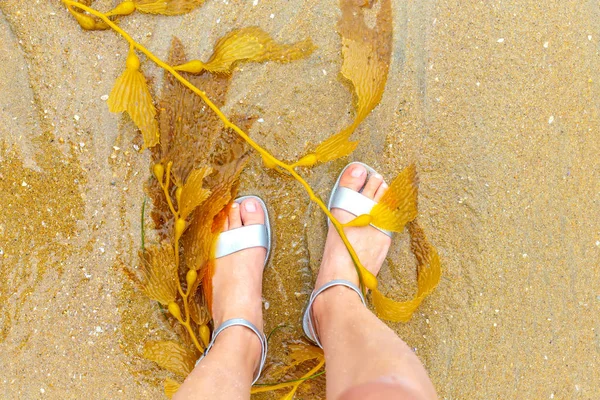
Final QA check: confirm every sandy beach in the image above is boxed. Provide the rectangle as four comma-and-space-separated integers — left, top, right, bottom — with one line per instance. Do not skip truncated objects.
1, 0, 599, 398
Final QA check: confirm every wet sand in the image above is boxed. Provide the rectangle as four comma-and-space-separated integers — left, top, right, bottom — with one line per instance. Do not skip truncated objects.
1, 0, 599, 398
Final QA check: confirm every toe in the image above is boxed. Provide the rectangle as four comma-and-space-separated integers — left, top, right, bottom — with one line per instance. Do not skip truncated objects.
361, 173, 384, 199
240, 198, 265, 226
374, 181, 388, 202
228, 202, 242, 228
339, 163, 368, 192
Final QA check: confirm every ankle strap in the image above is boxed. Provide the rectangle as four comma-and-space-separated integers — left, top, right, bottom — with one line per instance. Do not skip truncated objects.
196, 318, 267, 385
302, 279, 366, 348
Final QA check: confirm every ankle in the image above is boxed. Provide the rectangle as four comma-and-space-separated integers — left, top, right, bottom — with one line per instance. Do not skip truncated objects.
211, 326, 263, 375
311, 285, 366, 335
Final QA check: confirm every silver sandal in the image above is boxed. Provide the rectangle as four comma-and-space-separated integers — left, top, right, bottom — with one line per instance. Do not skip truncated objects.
196, 195, 271, 385
302, 162, 390, 348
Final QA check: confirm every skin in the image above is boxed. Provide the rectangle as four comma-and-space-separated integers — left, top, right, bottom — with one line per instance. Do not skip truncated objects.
174, 164, 437, 400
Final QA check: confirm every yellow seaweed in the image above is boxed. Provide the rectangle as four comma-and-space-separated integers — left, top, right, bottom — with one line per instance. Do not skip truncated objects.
143, 340, 196, 377
164, 378, 181, 399
67, 5, 109, 30
60, 2, 442, 396
295, 0, 392, 166
139, 243, 178, 305
372, 221, 441, 322
174, 27, 315, 75
251, 343, 325, 396
178, 166, 212, 220
134, 0, 205, 15
108, 48, 159, 149
369, 164, 418, 232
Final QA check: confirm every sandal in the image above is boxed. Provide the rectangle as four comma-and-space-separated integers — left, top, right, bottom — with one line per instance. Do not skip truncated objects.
302, 162, 390, 348
196, 195, 271, 385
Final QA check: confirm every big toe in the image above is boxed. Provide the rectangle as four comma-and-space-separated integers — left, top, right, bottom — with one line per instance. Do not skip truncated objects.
240, 198, 265, 226
339, 163, 368, 192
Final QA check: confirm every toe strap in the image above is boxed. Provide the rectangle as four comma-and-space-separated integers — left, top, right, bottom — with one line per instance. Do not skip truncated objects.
215, 195, 271, 266
215, 224, 268, 258
302, 279, 366, 348
196, 318, 268, 385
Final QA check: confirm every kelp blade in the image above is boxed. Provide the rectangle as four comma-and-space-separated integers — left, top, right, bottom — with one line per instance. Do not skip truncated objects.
369, 164, 418, 232
108, 65, 159, 149
299, 0, 393, 166
178, 166, 212, 220
164, 378, 181, 399
134, 0, 205, 15
200, 27, 315, 74
143, 340, 196, 377
251, 344, 324, 395
338, 0, 392, 124
139, 243, 178, 305
372, 221, 441, 322
312, 127, 358, 164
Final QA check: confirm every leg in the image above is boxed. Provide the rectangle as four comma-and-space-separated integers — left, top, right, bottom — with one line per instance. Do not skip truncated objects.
174, 199, 266, 400
312, 164, 437, 400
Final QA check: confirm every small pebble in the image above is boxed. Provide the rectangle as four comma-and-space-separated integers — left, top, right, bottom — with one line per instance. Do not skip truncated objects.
270, 13, 275, 19
543, 41, 549, 48
74, 115, 80, 121
497, 38, 504, 43
257, 118, 264, 123
100, 94, 109, 101
252, 0, 258, 5
264, 301, 270, 310
548, 116, 554, 124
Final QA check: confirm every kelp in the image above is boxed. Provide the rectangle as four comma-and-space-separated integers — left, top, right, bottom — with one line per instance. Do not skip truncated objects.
108, 48, 160, 149
133, 0, 204, 16
139, 242, 178, 305
164, 378, 181, 399
252, 343, 325, 398
143, 340, 196, 377
294, 0, 393, 167
174, 27, 316, 75
372, 221, 442, 322
67, 4, 109, 30
63, 0, 442, 397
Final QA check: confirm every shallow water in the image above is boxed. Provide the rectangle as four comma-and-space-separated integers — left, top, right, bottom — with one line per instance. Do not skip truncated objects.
1, 0, 600, 399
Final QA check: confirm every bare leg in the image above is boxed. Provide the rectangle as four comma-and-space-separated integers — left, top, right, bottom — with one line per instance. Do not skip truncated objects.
312, 164, 438, 400
174, 199, 266, 400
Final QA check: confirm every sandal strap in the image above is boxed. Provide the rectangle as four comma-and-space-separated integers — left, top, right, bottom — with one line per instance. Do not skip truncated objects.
215, 224, 268, 258
196, 318, 268, 385
215, 195, 271, 266
302, 279, 366, 348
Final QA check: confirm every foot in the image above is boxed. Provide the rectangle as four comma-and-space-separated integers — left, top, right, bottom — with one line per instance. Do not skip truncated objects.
315, 163, 391, 290
210, 198, 267, 373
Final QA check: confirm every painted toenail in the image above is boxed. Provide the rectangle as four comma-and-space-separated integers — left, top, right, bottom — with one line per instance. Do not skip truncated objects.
351, 166, 365, 178
244, 200, 257, 212
373, 173, 383, 180
231, 202, 239, 208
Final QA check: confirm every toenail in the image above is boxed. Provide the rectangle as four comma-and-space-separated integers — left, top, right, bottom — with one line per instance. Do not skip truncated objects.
381, 182, 389, 188
351, 166, 366, 178
244, 200, 257, 212
373, 173, 383, 180
231, 202, 239, 208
